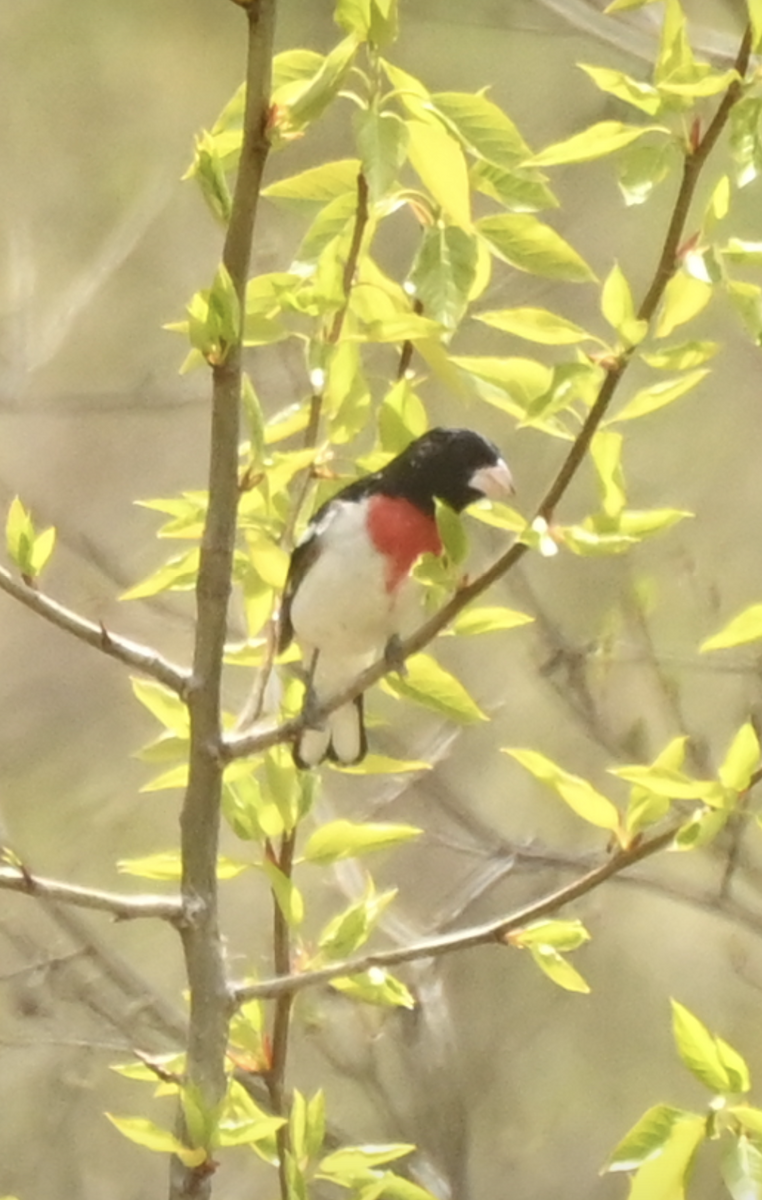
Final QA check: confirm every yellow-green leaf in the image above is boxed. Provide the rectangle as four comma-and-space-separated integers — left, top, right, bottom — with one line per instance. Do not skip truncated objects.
528, 944, 590, 993
383, 652, 486, 722
611, 370, 708, 422
701, 604, 762, 651
506, 748, 620, 831
106, 1115, 206, 1167
477, 214, 595, 282
451, 606, 533, 636
531, 120, 667, 166
406, 116, 471, 227
475, 306, 594, 344
303, 819, 422, 864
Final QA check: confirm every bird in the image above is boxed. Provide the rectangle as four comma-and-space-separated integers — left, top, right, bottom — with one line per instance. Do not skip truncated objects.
278, 427, 515, 768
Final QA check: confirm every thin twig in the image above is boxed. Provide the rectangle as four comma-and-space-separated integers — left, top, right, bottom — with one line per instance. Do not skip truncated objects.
231, 823, 680, 1004
0, 865, 182, 923
0, 564, 188, 695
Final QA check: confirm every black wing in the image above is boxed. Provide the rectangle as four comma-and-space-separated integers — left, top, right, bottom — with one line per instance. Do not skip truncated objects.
277, 527, 322, 653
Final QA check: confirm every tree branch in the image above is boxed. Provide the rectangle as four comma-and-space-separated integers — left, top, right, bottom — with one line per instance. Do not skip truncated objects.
225, 27, 753, 764
0, 863, 182, 923
0, 564, 188, 695
231, 822, 679, 1004
171, 2, 277, 1197
265, 829, 298, 1200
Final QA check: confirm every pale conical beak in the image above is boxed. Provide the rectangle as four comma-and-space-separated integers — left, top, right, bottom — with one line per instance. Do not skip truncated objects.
470, 458, 515, 500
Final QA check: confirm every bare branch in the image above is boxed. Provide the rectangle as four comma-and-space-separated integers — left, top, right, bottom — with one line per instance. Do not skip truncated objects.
0, 864, 182, 923
0, 564, 189, 694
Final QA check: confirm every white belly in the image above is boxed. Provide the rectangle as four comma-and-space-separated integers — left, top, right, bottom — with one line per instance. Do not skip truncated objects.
290, 498, 406, 659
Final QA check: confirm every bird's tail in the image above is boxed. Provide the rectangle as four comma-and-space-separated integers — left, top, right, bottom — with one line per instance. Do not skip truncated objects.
293, 693, 366, 769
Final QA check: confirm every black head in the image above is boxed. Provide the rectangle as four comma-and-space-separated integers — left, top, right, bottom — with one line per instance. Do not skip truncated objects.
358, 427, 514, 514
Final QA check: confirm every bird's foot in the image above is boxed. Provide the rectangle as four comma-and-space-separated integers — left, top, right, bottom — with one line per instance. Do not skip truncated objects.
384, 634, 408, 677
300, 686, 325, 730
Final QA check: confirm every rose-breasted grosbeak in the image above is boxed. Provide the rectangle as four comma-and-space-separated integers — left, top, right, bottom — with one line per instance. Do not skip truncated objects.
279, 427, 514, 768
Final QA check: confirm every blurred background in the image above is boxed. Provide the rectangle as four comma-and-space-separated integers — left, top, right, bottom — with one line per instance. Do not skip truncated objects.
1, 0, 762, 1197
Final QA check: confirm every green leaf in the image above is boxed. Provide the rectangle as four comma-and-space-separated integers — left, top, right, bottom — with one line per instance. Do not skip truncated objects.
451, 355, 553, 420
406, 116, 471, 227
335, 0, 398, 43
277, 35, 359, 137
354, 313, 444, 343
317, 884, 397, 959
260, 859, 305, 927
722, 238, 762, 265
626, 736, 687, 836
675, 806, 730, 849
727, 279, 762, 345
475, 305, 594, 345
579, 64, 662, 116
304, 820, 421, 864
430, 90, 531, 168
655, 0, 695, 88
641, 340, 719, 369
621, 1116, 705, 1200
477, 214, 595, 282
600, 262, 647, 344
591, 430, 626, 518
655, 272, 713, 337
434, 499, 468, 566
730, 1106, 762, 1138
617, 138, 677, 206
217, 1113, 286, 1148
610, 763, 723, 805
701, 604, 762, 651
5, 497, 55, 580
505, 748, 620, 831
722, 1137, 762, 1200
407, 223, 478, 330
531, 120, 667, 166
333, 753, 431, 775
105, 1115, 206, 1167
263, 159, 361, 210
330, 968, 415, 1008
605, 1104, 700, 1172
207, 263, 241, 352
749, 0, 762, 52
719, 722, 760, 793
671, 1000, 749, 1093
319, 1144, 414, 1180
131, 678, 189, 736
451, 605, 533, 636
263, 744, 303, 832
355, 109, 408, 200
121, 548, 200, 600
515, 918, 590, 951
383, 653, 486, 722
610, 370, 708, 422
619, 507, 692, 539
378, 378, 428, 451
139, 763, 189, 793
528, 944, 590, 993
470, 159, 558, 212
117, 851, 247, 881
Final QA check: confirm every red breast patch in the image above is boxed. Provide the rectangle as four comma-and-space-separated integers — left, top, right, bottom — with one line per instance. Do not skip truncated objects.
367, 494, 442, 592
